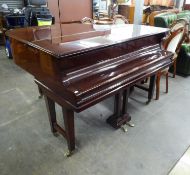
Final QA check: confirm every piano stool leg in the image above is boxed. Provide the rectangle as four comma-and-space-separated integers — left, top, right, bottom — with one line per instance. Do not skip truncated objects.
146, 75, 156, 104
106, 89, 132, 131
62, 108, 75, 157
44, 95, 58, 135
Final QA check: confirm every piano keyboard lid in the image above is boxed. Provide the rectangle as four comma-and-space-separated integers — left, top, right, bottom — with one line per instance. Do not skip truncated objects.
7, 23, 169, 58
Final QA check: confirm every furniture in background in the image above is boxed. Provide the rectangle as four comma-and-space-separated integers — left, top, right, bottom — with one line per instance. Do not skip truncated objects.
134, 0, 175, 7
0, 16, 5, 45
118, 4, 135, 24
154, 12, 177, 28
0, 9, 10, 45
148, 9, 179, 26
177, 10, 190, 19
176, 43, 190, 75
94, 18, 113, 25
154, 11, 190, 28
153, 10, 190, 77
113, 14, 129, 24
81, 17, 94, 24
156, 27, 185, 100
48, 0, 92, 24
183, 0, 190, 10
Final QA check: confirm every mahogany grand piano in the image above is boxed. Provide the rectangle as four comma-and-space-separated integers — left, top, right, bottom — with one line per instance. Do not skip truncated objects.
7, 23, 173, 156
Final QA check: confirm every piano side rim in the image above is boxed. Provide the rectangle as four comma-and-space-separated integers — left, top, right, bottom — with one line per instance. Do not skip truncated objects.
35, 52, 173, 113
6, 27, 170, 59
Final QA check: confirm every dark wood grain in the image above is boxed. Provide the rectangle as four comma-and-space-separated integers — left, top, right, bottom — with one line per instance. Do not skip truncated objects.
8, 24, 174, 153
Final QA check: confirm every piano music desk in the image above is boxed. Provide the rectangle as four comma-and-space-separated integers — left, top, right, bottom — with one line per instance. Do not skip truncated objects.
7, 23, 173, 156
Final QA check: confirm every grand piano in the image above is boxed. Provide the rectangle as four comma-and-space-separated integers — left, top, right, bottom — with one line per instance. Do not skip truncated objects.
7, 23, 173, 156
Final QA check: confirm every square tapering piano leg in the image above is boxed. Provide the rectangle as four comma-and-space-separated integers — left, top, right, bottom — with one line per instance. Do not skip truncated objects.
44, 94, 75, 154
44, 95, 57, 134
147, 75, 156, 104
62, 108, 75, 152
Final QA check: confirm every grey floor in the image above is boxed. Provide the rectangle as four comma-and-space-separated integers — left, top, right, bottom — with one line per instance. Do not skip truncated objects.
0, 46, 190, 175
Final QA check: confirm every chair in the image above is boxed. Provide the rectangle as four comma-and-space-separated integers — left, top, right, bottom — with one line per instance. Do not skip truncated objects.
169, 18, 189, 78
154, 12, 177, 28
113, 15, 129, 24
170, 18, 189, 34
155, 27, 186, 100
81, 17, 94, 24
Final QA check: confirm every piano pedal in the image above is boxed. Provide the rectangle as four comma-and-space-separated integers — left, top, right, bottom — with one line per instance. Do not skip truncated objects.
126, 122, 135, 127
121, 125, 128, 132
64, 150, 72, 157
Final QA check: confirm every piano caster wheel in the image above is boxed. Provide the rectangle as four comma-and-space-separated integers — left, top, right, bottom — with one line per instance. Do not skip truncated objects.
64, 150, 72, 157
126, 122, 135, 127
121, 125, 128, 132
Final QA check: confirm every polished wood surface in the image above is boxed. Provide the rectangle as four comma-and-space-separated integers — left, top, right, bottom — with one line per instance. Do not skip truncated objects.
59, 0, 92, 23
47, 0, 60, 23
7, 23, 174, 154
47, 0, 92, 23
8, 24, 172, 109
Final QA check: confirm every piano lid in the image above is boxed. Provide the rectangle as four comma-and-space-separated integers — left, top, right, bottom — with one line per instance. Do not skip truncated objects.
7, 23, 169, 58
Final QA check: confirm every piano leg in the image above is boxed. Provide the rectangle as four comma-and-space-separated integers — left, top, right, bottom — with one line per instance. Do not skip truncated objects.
147, 75, 156, 104
62, 108, 75, 156
44, 95, 57, 135
44, 95, 75, 156
106, 88, 131, 129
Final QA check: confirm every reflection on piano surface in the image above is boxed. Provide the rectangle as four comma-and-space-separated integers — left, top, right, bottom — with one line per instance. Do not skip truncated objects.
7, 23, 173, 156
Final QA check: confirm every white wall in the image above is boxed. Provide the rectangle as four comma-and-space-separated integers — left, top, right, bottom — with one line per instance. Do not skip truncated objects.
134, 0, 144, 24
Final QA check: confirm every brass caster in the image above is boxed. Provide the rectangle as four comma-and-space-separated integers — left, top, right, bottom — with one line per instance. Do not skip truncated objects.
126, 122, 135, 127
121, 125, 128, 133
64, 150, 72, 157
